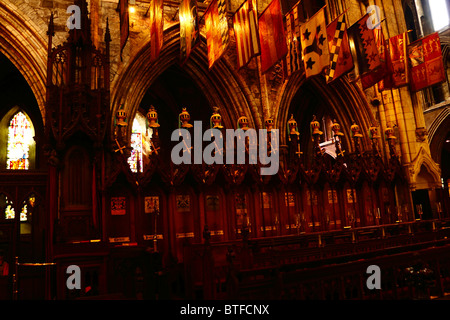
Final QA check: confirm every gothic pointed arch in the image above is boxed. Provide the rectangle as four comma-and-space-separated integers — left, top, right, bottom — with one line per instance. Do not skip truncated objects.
276, 72, 375, 151
0, 107, 37, 170
410, 146, 442, 190
274, 73, 375, 162
110, 23, 260, 140
428, 106, 450, 165
0, 1, 48, 121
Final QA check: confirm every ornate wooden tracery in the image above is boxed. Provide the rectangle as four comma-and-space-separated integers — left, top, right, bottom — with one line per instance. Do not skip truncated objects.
44, 0, 111, 242
108, 104, 405, 192
45, 11, 110, 150
107, 102, 406, 234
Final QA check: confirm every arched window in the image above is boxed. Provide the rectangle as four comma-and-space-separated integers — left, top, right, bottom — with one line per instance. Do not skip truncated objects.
20, 204, 28, 222
6, 111, 34, 170
0, 193, 15, 220
128, 112, 151, 173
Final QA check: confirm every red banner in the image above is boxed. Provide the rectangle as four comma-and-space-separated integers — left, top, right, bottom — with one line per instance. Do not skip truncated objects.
379, 32, 409, 91
408, 32, 445, 92
348, 14, 384, 89
376, 29, 392, 91
258, 0, 287, 74
232, 0, 260, 69
205, 0, 229, 69
389, 33, 409, 87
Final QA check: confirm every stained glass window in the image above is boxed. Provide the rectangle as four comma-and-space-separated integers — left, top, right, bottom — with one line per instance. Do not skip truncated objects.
128, 113, 151, 173
20, 204, 28, 221
7, 112, 34, 170
5, 205, 15, 219
0, 194, 15, 220
20, 194, 36, 222
3, 194, 35, 222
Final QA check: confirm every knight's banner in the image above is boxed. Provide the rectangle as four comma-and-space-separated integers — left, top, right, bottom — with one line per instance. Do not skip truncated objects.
117, 0, 129, 60
408, 32, 445, 92
326, 12, 353, 83
285, 2, 302, 77
258, 0, 288, 74
150, 0, 164, 62
379, 32, 409, 91
205, 0, 229, 69
375, 28, 392, 91
300, 7, 329, 78
389, 33, 409, 87
180, 0, 200, 65
232, 0, 260, 69
348, 14, 384, 89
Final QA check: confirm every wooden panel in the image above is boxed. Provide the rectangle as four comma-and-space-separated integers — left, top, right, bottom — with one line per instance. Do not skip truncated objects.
107, 196, 132, 244
142, 194, 163, 245
204, 192, 225, 241
62, 146, 92, 209
59, 213, 92, 241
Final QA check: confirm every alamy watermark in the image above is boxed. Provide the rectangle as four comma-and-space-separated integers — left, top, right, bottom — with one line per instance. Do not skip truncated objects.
171, 121, 279, 176
66, 5, 81, 30
66, 265, 81, 290
367, 5, 382, 30
366, 265, 381, 290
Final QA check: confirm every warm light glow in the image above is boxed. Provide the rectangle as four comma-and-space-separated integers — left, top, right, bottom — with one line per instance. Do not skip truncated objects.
429, 0, 449, 31
129, 6, 136, 14
5, 205, 15, 220
20, 204, 28, 221
7, 112, 34, 170
127, 113, 151, 173
128, 118, 144, 173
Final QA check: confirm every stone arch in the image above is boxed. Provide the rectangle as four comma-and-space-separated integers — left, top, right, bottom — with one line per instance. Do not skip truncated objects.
439, 35, 450, 97
110, 23, 259, 138
275, 71, 376, 151
440, 36, 450, 63
410, 146, 442, 190
0, 1, 49, 122
415, 165, 436, 190
428, 106, 450, 165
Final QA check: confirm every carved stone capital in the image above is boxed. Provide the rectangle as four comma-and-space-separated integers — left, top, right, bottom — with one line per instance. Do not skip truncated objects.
415, 127, 428, 142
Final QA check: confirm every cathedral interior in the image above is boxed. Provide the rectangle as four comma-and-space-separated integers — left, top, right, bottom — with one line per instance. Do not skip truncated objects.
0, 0, 450, 301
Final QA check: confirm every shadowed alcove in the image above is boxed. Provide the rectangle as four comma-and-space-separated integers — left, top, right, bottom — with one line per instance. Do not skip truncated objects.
136, 64, 215, 162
